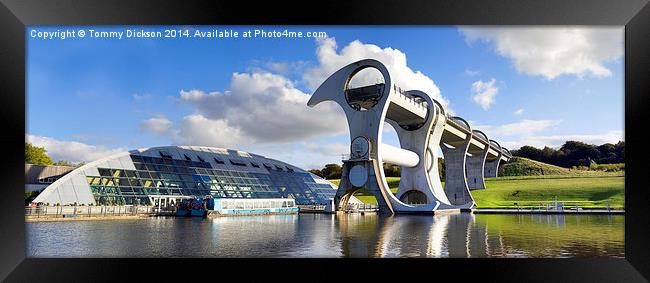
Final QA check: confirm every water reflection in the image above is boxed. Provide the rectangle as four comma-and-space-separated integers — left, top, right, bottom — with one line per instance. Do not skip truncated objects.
330, 213, 623, 258
336, 213, 476, 257
27, 213, 624, 258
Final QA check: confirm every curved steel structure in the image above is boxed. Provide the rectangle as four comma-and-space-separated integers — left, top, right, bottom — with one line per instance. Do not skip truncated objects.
308, 59, 511, 214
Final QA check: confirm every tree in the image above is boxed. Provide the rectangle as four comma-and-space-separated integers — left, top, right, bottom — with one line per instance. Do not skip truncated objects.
560, 141, 599, 167
540, 146, 556, 164
614, 141, 625, 163
438, 157, 445, 181
597, 143, 617, 164
383, 163, 401, 177
53, 160, 74, 167
515, 146, 543, 161
320, 163, 342, 179
25, 190, 42, 205
25, 143, 53, 165
513, 140, 624, 168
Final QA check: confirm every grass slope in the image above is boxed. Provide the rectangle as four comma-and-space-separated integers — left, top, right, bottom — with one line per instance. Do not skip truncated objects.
499, 157, 620, 177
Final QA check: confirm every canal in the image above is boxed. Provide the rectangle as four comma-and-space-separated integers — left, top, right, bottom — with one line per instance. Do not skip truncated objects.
27, 213, 624, 258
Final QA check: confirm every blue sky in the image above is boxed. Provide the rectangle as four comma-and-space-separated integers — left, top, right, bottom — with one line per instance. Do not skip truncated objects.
26, 26, 624, 169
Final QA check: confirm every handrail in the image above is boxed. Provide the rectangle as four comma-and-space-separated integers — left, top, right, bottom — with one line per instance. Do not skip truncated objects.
472, 130, 489, 144
489, 139, 502, 151
449, 116, 471, 131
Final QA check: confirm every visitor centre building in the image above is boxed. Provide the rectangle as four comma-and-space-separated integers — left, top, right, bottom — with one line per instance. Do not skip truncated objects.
33, 146, 342, 207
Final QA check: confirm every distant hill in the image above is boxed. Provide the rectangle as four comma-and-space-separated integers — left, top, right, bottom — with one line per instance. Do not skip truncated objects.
499, 157, 622, 177
499, 157, 571, 176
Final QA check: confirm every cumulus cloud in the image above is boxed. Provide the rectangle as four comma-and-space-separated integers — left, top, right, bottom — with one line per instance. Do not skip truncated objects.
471, 79, 498, 110
174, 72, 347, 147
464, 68, 481, 77
133, 93, 152, 100
513, 108, 525, 116
26, 134, 126, 163
460, 26, 623, 79
142, 38, 450, 150
304, 142, 348, 157
264, 60, 309, 75
140, 117, 172, 135
475, 119, 562, 137
175, 114, 248, 148
500, 130, 624, 149
472, 120, 622, 150
303, 38, 450, 111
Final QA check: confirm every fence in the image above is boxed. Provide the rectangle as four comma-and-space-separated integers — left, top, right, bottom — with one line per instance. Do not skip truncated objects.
25, 205, 157, 218
297, 204, 327, 211
344, 203, 379, 212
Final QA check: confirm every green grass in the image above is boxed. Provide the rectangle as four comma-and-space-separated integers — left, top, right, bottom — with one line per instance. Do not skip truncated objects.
500, 157, 623, 177
327, 174, 624, 209
474, 175, 624, 209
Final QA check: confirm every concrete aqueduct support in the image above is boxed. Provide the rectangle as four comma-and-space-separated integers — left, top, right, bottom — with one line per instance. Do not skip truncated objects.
466, 130, 490, 190
484, 140, 503, 178
440, 116, 475, 208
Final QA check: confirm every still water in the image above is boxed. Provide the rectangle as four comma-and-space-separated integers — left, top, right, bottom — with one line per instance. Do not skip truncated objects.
27, 213, 624, 258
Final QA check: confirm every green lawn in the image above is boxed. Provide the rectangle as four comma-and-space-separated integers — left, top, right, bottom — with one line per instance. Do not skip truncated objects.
327, 174, 624, 209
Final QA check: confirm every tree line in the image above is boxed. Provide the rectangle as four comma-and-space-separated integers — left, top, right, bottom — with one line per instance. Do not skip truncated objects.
511, 140, 624, 168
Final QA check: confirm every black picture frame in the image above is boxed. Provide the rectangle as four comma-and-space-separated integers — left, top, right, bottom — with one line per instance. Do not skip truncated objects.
1, 0, 649, 281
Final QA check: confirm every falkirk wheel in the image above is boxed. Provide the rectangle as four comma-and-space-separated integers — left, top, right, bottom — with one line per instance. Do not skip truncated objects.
308, 59, 512, 214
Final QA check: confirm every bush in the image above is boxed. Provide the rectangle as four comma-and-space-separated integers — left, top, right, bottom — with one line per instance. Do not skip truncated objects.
576, 162, 624, 172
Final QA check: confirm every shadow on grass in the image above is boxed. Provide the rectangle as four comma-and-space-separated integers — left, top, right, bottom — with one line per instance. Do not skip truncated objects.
588, 189, 624, 201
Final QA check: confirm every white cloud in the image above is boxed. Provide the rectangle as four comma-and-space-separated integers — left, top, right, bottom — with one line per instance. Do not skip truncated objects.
464, 68, 480, 76
303, 38, 451, 112
500, 130, 624, 149
471, 79, 498, 110
460, 26, 623, 80
173, 72, 347, 148
474, 119, 562, 138
140, 117, 172, 135
264, 60, 309, 75
26, 134, 126, 163
513, 108, 525, 116
472, 120, 622, 150
175, 114, 248, 148
304, 142, 348, 157
239, 142, 346, 170
133, 93, 152, 100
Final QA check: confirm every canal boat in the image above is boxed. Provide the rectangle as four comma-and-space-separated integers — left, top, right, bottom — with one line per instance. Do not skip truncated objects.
207, 198, 299, 217
176, 196, 298, 217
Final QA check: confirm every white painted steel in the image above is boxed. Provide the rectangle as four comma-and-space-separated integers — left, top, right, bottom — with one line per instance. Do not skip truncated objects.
381, 143, 420, 168
349, 165, 368, 187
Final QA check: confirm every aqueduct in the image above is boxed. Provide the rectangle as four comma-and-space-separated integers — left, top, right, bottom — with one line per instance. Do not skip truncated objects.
308, 59, 512, 214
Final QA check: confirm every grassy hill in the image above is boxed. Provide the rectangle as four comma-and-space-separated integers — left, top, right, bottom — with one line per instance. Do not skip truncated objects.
327, 159, 624, 209
499, 157, 621, 177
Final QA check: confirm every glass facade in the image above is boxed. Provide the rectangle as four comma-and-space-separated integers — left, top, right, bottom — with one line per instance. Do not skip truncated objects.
85, 154, 335, 205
